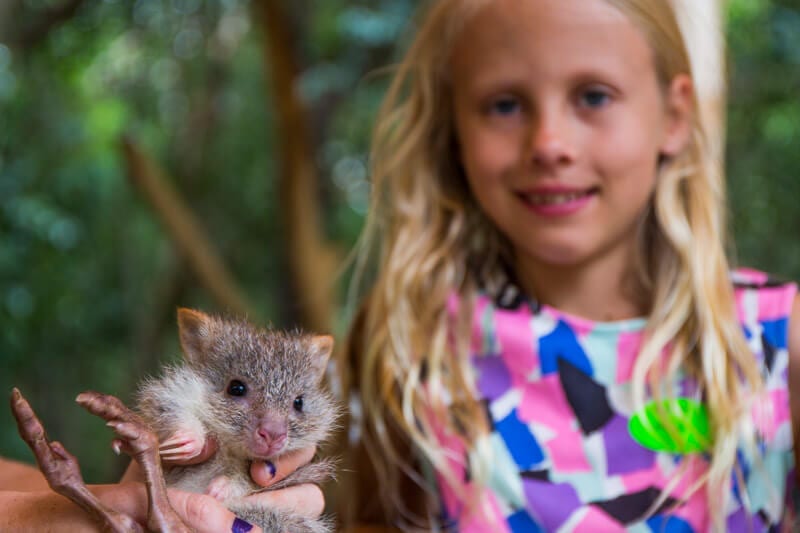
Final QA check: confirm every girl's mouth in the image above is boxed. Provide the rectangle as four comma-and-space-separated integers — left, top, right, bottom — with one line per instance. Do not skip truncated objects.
523, 188, 597, 205
517, 187, 599, 216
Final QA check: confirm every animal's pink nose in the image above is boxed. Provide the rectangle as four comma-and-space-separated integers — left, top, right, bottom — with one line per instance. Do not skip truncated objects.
257, 427, 285, 443
256, 418, 288, 450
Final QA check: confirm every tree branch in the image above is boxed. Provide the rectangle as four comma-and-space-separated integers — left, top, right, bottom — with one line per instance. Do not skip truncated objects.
256, 0, 339, 334
11, 0, 85, 51
120, 136, 256, 320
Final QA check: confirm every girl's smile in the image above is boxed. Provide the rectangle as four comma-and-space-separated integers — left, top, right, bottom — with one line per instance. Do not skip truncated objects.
516, 185, 600, 217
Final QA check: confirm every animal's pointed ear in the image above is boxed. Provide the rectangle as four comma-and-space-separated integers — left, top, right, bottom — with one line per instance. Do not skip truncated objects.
177, 308, 213, 365
309, 335, 334, 382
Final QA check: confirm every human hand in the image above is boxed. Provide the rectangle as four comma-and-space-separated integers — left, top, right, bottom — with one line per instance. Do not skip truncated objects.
122, 444, 325, 519
0, 482, 264, 533
96, 482, 268, 533
244, 446, 325, 518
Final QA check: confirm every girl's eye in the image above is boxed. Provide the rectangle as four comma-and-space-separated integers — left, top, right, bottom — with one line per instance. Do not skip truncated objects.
227, 380, 247, 397
293, 395, 304, 412
488, 96, 520, 116
579, 88, 611, 109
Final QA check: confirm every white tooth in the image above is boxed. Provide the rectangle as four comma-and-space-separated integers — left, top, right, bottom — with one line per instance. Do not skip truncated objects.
527, 191, 586, 205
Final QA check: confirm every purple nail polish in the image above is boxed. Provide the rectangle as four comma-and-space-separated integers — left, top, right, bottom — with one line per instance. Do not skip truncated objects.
266, 460, 276, 478
231, 517, 253, 533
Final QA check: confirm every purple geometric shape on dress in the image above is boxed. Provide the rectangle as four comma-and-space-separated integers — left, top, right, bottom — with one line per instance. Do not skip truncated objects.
603, 414, 656, 475
522, 478, 581, 532
724, 506, 766, 532
473, 355, 512, 401
678, 378, 700, 398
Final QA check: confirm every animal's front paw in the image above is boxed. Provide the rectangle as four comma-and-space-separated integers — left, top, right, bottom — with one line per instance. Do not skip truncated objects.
159, 428, 207, 463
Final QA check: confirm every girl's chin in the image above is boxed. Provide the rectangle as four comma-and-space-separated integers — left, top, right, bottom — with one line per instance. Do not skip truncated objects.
514, 242, 596, 269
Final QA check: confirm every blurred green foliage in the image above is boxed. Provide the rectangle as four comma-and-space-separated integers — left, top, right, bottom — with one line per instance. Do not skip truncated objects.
727, 0, 800, 276
0, 0, 798, 484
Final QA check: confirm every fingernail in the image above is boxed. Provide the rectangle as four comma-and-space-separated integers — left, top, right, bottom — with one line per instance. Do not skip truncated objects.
231, 517, 254, 533
265, 460, 276, 479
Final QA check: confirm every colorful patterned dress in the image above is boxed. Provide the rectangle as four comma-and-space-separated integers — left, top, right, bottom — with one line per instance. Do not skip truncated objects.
434, 269, 797, 532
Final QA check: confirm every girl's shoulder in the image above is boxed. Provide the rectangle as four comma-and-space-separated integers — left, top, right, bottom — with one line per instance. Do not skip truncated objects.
732, 267, 797, 292
731, 267, 797, 328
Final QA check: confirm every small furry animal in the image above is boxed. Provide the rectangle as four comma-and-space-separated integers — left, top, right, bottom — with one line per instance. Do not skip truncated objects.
11, 308, 339, 533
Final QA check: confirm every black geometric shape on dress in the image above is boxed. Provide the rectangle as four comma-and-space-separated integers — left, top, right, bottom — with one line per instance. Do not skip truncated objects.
433, 512, 459, 533
733, 276, 787, 290
591, 487, 680, 525
527, 297, 543, 315
557, 357, 614, 434
757, 509, 775, 530
520, 469, 550, 481
762, 332, 777, 374
481, 398, 495, 431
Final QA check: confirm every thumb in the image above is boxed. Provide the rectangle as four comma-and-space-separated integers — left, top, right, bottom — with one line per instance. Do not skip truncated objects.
168, 490, 263, 533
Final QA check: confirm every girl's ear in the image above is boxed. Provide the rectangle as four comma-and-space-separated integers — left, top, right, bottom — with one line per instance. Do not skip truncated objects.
660, 74, 694, 157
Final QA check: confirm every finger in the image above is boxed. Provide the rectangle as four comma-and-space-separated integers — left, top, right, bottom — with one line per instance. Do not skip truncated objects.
250, 446, 316, 487
98, 484, 263, 533
243, 483, 324, 519
168, 490, 263, 533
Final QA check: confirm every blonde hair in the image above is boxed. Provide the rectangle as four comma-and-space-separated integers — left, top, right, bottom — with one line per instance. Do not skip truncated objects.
351, 0, 762, 530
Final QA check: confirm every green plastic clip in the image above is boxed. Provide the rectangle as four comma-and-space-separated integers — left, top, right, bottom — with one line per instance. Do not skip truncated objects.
628, 398, 712, 454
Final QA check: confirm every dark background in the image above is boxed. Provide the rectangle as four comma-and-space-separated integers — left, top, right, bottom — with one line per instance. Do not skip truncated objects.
1, 0, 798, 483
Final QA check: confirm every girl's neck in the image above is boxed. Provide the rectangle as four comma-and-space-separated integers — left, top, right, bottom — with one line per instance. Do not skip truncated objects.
513, 249, 648, 323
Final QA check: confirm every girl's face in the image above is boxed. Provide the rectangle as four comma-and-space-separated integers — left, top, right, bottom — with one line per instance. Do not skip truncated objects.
451, 0, 691, 277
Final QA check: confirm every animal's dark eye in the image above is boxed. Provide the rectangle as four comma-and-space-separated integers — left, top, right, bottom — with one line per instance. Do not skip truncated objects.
227, 380, 247, 397
293, 395, 303, 412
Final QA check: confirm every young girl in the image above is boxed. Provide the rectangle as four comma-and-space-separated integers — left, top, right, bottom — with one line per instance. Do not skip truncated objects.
344, 0, 800, 531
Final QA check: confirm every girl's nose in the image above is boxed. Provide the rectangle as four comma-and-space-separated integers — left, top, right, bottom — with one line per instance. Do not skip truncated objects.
528, 113, 576, 169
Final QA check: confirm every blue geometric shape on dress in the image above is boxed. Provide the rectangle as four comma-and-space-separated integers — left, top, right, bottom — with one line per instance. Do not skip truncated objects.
496, 408, 545, 469
761, 318, 788, 350
646, 514, 694, 533
508, 509, 544, 533
539, 320, 593, 376
731, 449, 751, 504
